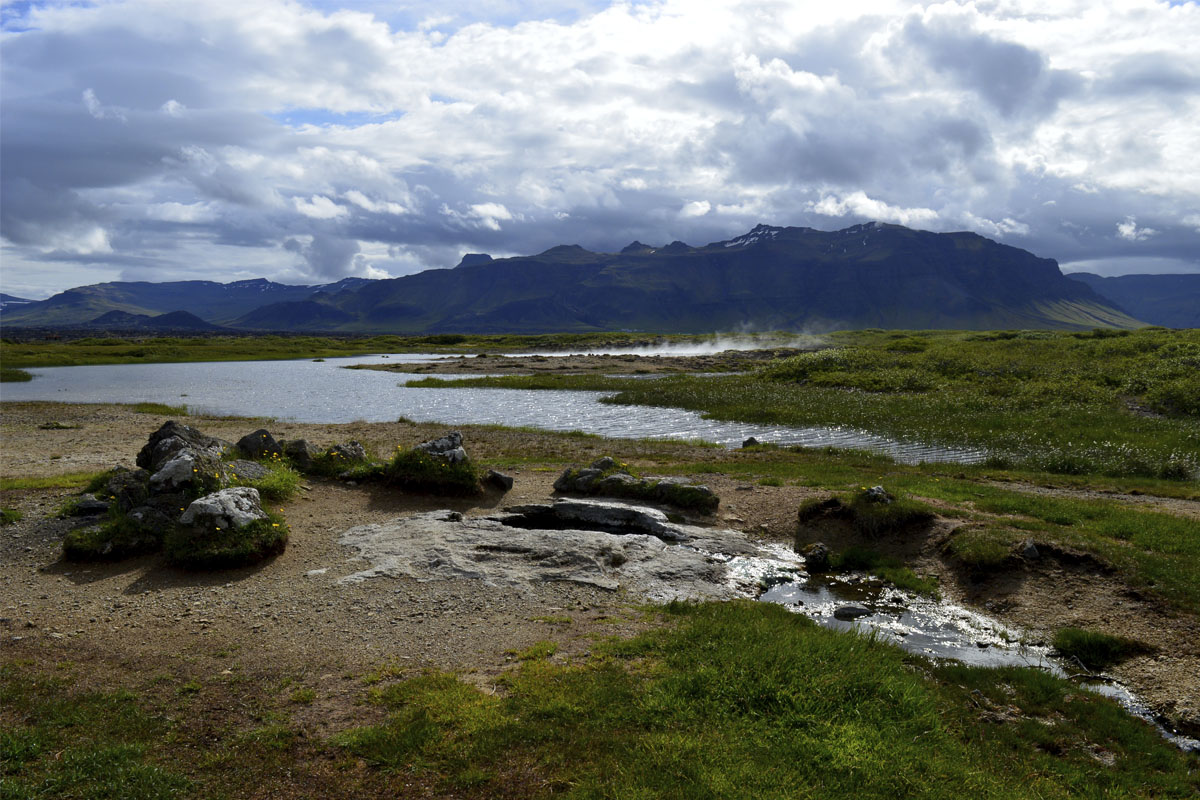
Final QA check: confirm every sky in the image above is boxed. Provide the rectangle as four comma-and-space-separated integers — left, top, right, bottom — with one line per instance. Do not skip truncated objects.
1, 0, 1198, 299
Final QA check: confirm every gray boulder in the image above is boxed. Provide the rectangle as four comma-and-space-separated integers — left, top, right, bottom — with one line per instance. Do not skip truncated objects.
179, 487, 269, 531
485, 469, 514, 492
281, 439, 321, 471
67, 495, 110, 517
416, 431, 467, 463
236, 429, 282, 460
553, 457, 719, 513
800, 542, 832, 573
149, 449, 226, 493
326, 441, 368, 463
136, 421, 229, 472
226, 459, 271, 482
104, 467, 151, 512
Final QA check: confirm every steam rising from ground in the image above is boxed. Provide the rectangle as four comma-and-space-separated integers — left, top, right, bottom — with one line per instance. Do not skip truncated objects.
553, 334, 826, 357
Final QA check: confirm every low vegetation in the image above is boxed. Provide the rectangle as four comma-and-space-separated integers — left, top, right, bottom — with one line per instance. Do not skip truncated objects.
1053, 627, 1154, 672
0, 367, 33, 382
798, 487, 935, 537
417, 327, 1200, 481
163, 511, 289, 569
0, 331, 752, 368
0, 508, 22, 526
62, 509, 164, 561
335, 602, 1198, 798
831, 546, 940, 596
230, 461, 303, 501
378, 447, 480, 495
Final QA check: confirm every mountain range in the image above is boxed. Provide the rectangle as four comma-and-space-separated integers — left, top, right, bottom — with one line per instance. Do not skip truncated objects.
3, 222, 1181, 333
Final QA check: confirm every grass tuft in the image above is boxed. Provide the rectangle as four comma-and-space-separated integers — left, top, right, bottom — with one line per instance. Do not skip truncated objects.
1053, 627, 1153, 672
380, 448, 480, 495
0, 507, 23, 526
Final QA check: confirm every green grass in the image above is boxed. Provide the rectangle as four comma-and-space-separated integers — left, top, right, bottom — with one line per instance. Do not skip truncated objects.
943, 525, 1022, 571
0, 367, 33, 382
163, 511, 289, 569
832, 546, 940, 596
0, 508, 22, 526
1052, 628, 1154, 672
0, 665, 189, 799
334, 601, 1199, 798
376, 447, 480, 495
229, 461, 303, 501
126, 402, 187, 415
0, 332, 771, 368
0, 471, 112, 491
417, 328, 1200, 481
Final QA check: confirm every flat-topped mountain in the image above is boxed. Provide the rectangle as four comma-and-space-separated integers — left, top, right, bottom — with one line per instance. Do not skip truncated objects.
261, 222, 1135, 333
3, 223, 1141, 333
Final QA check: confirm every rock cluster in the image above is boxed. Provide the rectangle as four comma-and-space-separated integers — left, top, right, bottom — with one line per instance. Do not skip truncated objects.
553, 457, 718, 513
65, 421, 290, 567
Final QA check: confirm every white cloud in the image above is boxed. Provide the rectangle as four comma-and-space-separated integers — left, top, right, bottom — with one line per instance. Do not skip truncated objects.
293, 195, 349, 219
809, 192, 938, 227
680, 200, 711, 218
1116, 216, 1157, 241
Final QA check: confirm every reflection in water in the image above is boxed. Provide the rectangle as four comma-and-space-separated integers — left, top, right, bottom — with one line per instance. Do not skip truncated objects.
3, 354, 983, 465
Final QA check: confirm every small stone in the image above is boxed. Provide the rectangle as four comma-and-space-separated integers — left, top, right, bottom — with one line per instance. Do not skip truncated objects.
485, 470, 514, 492
801, 542, 831, 573
1019, 539, 1040, 560
833, 605, 872, 621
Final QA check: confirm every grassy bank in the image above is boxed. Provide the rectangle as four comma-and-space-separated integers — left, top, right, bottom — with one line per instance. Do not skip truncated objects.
4, 603, 1196, 799
0, 332, 768, 368
409, 327, 1200, 481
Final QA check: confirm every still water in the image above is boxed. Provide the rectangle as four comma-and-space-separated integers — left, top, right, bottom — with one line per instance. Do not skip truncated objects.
1, 354, 984, 464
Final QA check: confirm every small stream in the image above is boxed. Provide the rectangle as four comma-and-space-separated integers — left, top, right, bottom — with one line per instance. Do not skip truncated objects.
2, 353, 983, 465
724, 544, 1199, 752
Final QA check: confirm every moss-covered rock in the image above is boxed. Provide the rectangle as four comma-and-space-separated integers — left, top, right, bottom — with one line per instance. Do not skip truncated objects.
165, 488, 287, 569
554, 457, 718, 513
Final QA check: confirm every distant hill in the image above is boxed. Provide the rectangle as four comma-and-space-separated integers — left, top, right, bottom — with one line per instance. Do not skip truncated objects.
83, 310, 226, 331
1, 277, 373, 328
1, 224, 1142, 333
1067, 273, 1200, 329
0, 293, 34, 312
291, 223, 1140, 333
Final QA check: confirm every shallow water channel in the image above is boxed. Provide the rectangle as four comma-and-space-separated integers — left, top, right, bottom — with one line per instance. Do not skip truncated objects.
727, 545, 1199, 752
3, 353, 983, 464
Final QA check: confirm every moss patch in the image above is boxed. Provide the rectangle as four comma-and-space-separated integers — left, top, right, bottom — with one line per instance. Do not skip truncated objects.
380, 448, 480, 495
163, 511, 289, 569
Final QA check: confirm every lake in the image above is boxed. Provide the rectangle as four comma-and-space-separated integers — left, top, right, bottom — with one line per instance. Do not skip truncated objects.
1, 353, 985, 464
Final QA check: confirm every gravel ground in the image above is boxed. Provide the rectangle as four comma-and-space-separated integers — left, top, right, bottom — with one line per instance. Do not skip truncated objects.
2, 400, 1197, 737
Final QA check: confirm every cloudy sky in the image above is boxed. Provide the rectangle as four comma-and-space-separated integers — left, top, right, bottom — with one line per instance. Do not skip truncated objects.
2, 0, 1198, 298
